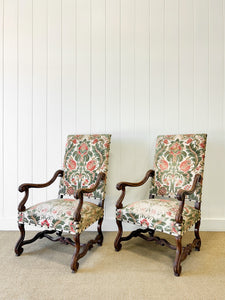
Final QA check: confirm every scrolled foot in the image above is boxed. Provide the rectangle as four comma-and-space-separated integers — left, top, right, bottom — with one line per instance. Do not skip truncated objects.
114, 242, 122, 252
71, 262, 79, 273
195, 239, 201, 251
15, 246, 24, 256
97, 235, 103, 246
174, 265, 182, 277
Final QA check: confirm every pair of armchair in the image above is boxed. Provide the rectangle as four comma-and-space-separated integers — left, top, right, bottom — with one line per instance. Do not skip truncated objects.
15, 133, 207, 276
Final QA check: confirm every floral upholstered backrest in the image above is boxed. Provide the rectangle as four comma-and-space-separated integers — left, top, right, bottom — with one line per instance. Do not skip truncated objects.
58, 134, 111, 200
149, 134, 207, 202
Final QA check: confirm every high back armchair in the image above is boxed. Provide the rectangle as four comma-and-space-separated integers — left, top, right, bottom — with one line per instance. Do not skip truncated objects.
114, 134, 207, 276
15, 134, 111, 272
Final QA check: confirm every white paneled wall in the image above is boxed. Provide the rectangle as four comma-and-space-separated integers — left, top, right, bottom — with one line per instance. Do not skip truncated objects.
0, 0, 225, 230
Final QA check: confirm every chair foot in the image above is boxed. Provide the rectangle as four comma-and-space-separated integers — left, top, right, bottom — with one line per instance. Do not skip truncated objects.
97, 217, 104, 246
114, 219, 123, 252
194, 220, 201, 251
71, 233, 80, 273
173, 236, 182, 277
15, 223, 25, 256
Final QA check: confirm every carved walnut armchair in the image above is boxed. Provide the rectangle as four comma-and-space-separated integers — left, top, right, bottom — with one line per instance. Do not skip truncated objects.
15, 134, 111, 272
114, 134, 207, 276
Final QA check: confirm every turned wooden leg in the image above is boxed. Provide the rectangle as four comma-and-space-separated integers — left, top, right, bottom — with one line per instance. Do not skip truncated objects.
70, 233, 80, 273
97, 217, 104, 246
15, 223, 25, 256
114, 219, 123, 251
173, 236, 182, 276
194, 220, 201, 251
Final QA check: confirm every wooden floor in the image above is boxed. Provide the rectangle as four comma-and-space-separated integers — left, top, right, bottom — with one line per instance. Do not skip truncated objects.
1, 231, 225, 300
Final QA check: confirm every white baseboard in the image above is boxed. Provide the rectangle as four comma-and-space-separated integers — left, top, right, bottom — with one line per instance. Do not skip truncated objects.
0, 217, 225, 231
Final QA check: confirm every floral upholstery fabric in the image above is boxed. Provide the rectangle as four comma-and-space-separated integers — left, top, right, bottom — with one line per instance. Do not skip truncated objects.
59, 134, 111, 200
18, 198, 104, 234
116, 199, 200, 237
149, 134, 207, 202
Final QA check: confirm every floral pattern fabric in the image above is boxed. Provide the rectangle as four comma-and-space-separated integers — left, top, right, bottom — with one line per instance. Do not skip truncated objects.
116, 199, 200, 237
149, 134, 207, 202
59, 134, 111, 200
19, 198, 104, 234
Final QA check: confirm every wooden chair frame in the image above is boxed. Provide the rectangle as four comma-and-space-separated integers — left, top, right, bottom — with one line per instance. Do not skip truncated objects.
114, 169, 202, 276
15, 170, 106, 272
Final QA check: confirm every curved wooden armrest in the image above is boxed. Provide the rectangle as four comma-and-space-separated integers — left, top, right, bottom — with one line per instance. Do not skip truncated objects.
116, 169, 155, 209
18, 169, 64, 212
73, 172, 106, 222
175, 174, 202, 223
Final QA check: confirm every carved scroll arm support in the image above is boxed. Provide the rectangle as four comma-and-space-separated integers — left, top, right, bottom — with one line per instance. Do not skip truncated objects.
175, 174, 202, 224
116, 169, 155, 209
74, 172, 106, 222
18, 169, 64, 212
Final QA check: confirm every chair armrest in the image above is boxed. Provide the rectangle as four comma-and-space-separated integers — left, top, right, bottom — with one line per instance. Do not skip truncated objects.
116, 169, 155, 209
73, 172, 106, 222
175, 174, 202, 223
18, 169, 64, 212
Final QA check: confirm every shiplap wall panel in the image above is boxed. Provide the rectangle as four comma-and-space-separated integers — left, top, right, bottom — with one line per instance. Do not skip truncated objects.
207, 0, 224, 218
76, 0, 91, 133
179, 0, 194, 132
164, 0, 179, 133
105, 0, 121, 218
0, 0, 3, 218
3, 0, 18, 218
62, 0, 76, 148
18, 0, 33, 207
32, 0, 48, 205
133, 0, 150, 200
91, 0, 106, 133
0, 0, 225, 230
47, 0, 62, 200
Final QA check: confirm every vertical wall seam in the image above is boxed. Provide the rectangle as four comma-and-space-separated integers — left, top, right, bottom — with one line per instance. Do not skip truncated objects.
163, 0, 165, 131
31, 0, 33, 186
178, 0, 180, 132
16, 0, 19, 205
46, 0, 48, 200
1, 0, 4, 217
75, 0, 77, 132
90, 0, 92, 133
208, 0, 210, 129
193, 0, 196, 131
105, 0, 106, 132
61, 0, 62, 159
119, 0, 121, 178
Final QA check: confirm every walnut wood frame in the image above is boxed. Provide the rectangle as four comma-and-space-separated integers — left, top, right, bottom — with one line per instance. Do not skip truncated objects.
15, 170, 106, 273
114, 170, 202, 276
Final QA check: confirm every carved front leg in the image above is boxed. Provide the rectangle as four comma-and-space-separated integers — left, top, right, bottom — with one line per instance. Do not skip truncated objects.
15, 223, 25, 256
114, 219, 123, 251
97, 217, 104, 246
174, 236, 182, 276
194, 220, 201, 251
71, 233, 80, 273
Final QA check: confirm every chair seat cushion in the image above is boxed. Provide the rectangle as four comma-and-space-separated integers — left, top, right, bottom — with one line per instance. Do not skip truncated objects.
116, 198, 200, 236
18, 198, 104, 234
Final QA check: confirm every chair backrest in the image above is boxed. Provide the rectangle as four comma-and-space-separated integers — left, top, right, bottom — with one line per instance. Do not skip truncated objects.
59, 134, 111, 200
150, 134, 207, 202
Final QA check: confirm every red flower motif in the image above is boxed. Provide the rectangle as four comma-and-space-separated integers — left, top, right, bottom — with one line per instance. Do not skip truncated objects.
140, 219, 149, 227
186, 138, 192, 144
70, 222, 75, 233
68, 158, 76, 170
200, 142, 205, 149
67, 186, 75, 195
159, 158, 168, 171
93, 139, 98, 144
41, 219, 50, 227
66, 210, 72, 216
72, 139, 77, 144
180, 159, 191, 172
104, 142, 110, 148
164, 139, 168, 144
78, 143, 88, 156
87, 160, 97, 171
158, 187, 167, 195
169, 142, 182, 156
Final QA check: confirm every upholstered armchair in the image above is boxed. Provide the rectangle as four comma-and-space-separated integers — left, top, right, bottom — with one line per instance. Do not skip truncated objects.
15, 134, 111, 272
114, 134, 207, 276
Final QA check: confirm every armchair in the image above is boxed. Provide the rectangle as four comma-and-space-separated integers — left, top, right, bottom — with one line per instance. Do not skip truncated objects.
15, 134, 111, 272
114, 134, 207, 276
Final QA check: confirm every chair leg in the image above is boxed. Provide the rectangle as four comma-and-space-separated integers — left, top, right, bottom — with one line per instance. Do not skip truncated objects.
70, 233, 80, 273
97, 217, 104, 246
194, 220, 201, 251
114, 219, 123, 251
173, 236, 182, 276
15, 223, 25, 256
